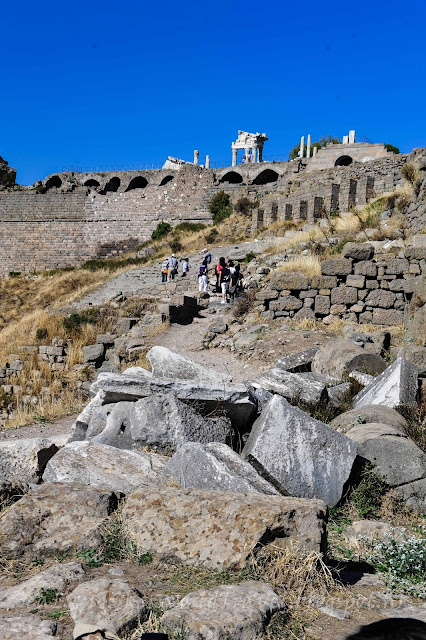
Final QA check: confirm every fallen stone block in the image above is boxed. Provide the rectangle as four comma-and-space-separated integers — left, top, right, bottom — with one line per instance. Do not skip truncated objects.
327, 382, 352, 410
342, 242, 374, 261
161, 581, 285, 640
82, 343, 105, 367
92, 393, 233, 454
349, 371, 375, 387
242, 395, 357, 506
43, 441, 169, 493
346, 423, 426, 486
122, 486, 327, 570
393, 477, 426, 514
0, 435, 68, 491
68, 390, 108, 442
331, 405, 408, 433
0, 615, 57, 639
147, 345, 231, 386
167, 442, 278, 495
67, 578, 146, 635
251, 368, 328, 407
391, 346, 426, 377
0, 562, 84, 609
353, 358, 418, 410
277, 347, 318, 372
0, 483, 121, 559
312, 338, 386, 379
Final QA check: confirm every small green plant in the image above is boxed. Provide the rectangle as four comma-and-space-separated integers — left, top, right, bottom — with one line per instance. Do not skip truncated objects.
385, 143, 400, 154
36, 588, 60, 605
35, 327, 48, 341
43, 610, 68, 619
63, 308, 99, 332
33, 413, 51, 423
8, 271, 21, 278
349, 463, 388, 519
244, 252, 256, 263
209, 191, 232, 224
138, 552, 153, 565
364, 528, 426, 597
76, 548, 103, 567
151, 221, 171, 240
174, 222, 205, 233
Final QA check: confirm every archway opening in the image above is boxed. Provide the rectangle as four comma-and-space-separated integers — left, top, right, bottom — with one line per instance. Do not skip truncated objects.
125, 176, 148, 191
159, 175, 174, 186
219, 171, 243, 184
104, 177, 121, 192
335, 155, 353, 167
252, 169, 279, 185
84, 179, 100, 188
45, 175, 62, 189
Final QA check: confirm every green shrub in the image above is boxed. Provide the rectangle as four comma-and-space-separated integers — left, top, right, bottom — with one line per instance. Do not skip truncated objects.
209, 191, 232, 224
244, 252, 256, 263
36, 588, 59, 605
151, 221, 171, 240
8, 271, 21, 278
234, 197, 255, 216
0, 388, 13, 410
174, 222, 205, 233
63, 308, 99, 332
385, 143, 400, 154
35, 327, 48, 341
349, 463, 388, 519
204, 227, 219, 244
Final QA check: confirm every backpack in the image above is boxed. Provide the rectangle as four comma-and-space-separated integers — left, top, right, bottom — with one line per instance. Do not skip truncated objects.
199, 264, 207, 277
221, 267, 231, 283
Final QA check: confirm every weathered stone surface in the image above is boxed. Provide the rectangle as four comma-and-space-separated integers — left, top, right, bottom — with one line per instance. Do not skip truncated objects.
43, 441, 169, 492
327, 382, 352, 409
314, 295, 331, 315
251, 368, 328, 406
90, 372, 256, 430
342, 243, 374, 261
67, 578, 146, 634
381, 603, 426, 623
0, 435, 68, 490
346, 274, 366, 288
242, 396, 357, 506
147, 345, 230, 386
321, 258, 352, 276
330, 405, 408, 433
0, 562, 84, 609
167, 442, 278, 495
353, 357, 418, 410
394, 477, 426, 514
0, 483, 121, 559
268, 271, 309, 291
277, 348, 318, 372
269, 296, 303, 311
354, 260, 377, 277
82, 343, 105, 366
122, 485, 326, 569
254, 289, 278, 302
349, 371, 375, 386
372, 308, 403, 325
91, 393, 232, 454
346, 423, 426, 486
312, 339, 386, 379
0, 615, 57, 639
343, 520, 404, 549
365, 289, 397, 308
68, 390, 108, 442
407, 274, 426, 346
384, 258, 409, 275
391, 346, 426, 376
330, 286, 358, 305
161, 581, 285, 640
311, 274, 338, 289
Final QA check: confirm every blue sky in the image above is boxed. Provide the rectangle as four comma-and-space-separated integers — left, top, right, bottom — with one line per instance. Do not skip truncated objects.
2, 0, 425, 185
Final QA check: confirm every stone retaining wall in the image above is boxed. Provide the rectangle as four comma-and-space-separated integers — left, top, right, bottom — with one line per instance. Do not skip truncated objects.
256, 243, 425, 326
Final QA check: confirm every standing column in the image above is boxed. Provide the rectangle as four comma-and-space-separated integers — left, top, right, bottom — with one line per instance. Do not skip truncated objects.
252, 145, 258, 163
205, 155, 210, 168
299, 136, 305, 158
313, 146, 318, 156
244, 147, 250, 164
232, 148, 238, 166
259, 145, 263, 163
194, 150, 199, 165
349, 130, 355, 144
306, 134, 311, 158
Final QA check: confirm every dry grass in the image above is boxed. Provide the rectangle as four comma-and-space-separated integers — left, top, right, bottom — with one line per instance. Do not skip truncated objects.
271, 255, 321, 277
289, 316, 405, 340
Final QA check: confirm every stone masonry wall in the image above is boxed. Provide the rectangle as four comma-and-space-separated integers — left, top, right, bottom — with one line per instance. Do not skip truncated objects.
256, 243, 425, 326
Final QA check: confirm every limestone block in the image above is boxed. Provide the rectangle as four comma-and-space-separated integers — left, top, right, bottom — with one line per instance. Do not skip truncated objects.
331, 286, 358, 305
122, 485, 327, 569
346, 423, 426, 486
394, 477, 426, 514
91, 393, 232, 454
346, 274, 365, 288
43, 441, 169, 492
268, 271, 309, 291
315, 295, 330, 315
365, 289, 397, 308
0, 435, 68, 491
389, 277, 417, 293
269, 296, 303, 311
384, 258, 409, 274
372, 309, 403, 325
96, 333, 116, 346
354, 260, 377, 277
82, 343, 105, 366
321, 258, 353, 276
391, 346, 426, 376
167, 442, 278, 495
312, 339, 386, 379
0, 615, 57, 639
0, 562, 84, 609
161, 581, 285, 640
331, 405, 408, 433
251, 368, 328, 406
311, 275, 338, 289
365, 279, 379, 289
342, 243, 374, 261
330, 304, 347, 315
293, 307, 315, 321
39, 345, 64, 356
242, 396, 357, 506
254, 289, 278, 302
277, 347, 318, 372
0, 483, 121, 559
353, 357, 418, 410
299, 289, 318, 299
67, 579, 146, 634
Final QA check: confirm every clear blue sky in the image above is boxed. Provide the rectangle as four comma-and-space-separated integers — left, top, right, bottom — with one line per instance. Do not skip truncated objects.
2, 0, 425, 185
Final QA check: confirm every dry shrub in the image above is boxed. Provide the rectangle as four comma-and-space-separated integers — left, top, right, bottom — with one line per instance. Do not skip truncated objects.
401, 162, 420, 185
289, 317, 319, 331
272, 255, 321, 277
232, 290, 255, 318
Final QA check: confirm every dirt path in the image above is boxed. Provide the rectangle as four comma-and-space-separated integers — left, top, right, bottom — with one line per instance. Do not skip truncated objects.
0, 413, 77, 441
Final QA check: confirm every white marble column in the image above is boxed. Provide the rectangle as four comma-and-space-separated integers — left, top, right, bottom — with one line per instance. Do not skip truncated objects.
299, 136, 305, 158
349, 130, 355, 144
307, 134, 311, 158
232, 148, 238, 166
252, 146, 258, 163
343, 136, 349, 145
205, 155, 210, 168
313, 146, 318, 156
194, 150, 199, 165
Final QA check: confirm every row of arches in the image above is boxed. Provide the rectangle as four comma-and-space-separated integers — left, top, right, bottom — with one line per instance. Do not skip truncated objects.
218, 168, 280, 186
43, 174, 175, 192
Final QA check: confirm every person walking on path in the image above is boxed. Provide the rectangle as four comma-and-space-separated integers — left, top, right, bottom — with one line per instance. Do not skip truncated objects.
198, 261, 208, 292
169, 254, 178, 280
218, 256, 231, 303
181, 257, 189, 277
161, 257, 169, 283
